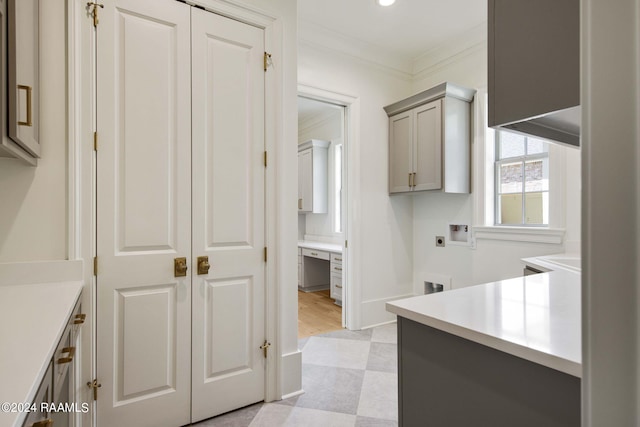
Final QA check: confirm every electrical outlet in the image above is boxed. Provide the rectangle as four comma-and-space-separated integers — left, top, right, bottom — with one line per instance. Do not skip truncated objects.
436, 236, 445, 247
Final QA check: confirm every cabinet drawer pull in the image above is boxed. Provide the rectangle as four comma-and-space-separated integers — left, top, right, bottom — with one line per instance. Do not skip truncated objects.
334, 257, 342, 262
334, 266, 342, 271
298, 198, 302, 209
336, 284, 343, 289
58, 347, 76, 364
74, 313, 86, 324
17, 85, 33, 126
32, 420, 53, 427
311, 252, 318, 256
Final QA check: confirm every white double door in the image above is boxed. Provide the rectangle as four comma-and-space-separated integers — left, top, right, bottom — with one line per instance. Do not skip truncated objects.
95, 1, 266, 426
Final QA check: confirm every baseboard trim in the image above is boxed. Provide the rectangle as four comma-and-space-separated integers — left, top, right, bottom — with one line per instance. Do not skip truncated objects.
361, 294, 414, 329
281, 389, 305, 401
280, 350, 302, 399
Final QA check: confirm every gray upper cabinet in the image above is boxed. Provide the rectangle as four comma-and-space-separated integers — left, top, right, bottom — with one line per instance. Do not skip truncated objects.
0, 0, 39, 165
488, 0, 580, 148
385, 82, 475, 195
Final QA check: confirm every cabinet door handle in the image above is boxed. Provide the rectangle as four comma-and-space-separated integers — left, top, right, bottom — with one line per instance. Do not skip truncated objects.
32, 420, 53, 427
17, 85, 33, 127
298, 198, 302, 210
412, 172, 417, 187
74, 313, 86, 324
58, 347, 76, 364
408, 172, 412, 187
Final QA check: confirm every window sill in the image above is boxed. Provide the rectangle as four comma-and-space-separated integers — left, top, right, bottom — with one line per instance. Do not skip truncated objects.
472, 226, 565, 245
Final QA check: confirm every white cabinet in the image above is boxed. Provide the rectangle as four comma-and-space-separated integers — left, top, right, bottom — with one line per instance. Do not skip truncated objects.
0, 0, 40, 165
330, 252, 343, 304
298, 139, 329, 213
22, 297, 84, 427
385, 82, 475, 194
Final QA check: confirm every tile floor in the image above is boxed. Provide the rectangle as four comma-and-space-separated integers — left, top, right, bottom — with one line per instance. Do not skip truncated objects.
192, 323, 398, 427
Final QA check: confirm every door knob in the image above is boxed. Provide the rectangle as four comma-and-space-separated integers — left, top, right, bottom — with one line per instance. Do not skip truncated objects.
197, 256, 210, 275
174, 257, 188, 277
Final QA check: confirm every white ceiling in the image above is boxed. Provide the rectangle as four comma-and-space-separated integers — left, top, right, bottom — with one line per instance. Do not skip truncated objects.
298, 0, 487, 62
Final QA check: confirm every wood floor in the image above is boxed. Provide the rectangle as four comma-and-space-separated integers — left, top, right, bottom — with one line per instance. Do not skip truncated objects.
298, 289, 342, 338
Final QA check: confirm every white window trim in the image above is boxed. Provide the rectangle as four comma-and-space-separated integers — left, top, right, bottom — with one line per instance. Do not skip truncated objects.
471, 87, 566, 245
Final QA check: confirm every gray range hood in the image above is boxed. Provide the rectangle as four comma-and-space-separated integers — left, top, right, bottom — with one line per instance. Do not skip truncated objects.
488, 0, 580, 148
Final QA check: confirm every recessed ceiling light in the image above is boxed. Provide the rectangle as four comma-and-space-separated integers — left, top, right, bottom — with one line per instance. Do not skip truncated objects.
377, 0, 396, 6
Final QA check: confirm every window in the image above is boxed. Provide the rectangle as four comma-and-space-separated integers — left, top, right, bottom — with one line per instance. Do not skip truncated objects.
495, 131, 549, 226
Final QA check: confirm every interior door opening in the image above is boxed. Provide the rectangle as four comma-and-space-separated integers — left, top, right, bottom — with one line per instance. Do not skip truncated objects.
297, 95, 348, 338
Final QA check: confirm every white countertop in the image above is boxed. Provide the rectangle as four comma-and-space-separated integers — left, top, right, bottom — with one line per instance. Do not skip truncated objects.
0, 281, 83, 427
386, 269, 581, 377
298, 240, 343, 254
523, 253, 581, 273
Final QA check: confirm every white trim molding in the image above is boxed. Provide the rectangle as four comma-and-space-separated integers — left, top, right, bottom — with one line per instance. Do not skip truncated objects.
472, 226, 565, 245
298, 83, 362, 330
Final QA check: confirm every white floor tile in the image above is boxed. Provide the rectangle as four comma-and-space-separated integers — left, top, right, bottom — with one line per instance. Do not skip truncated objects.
302, 337, 371, 370
357, 371, 398, 421
370, 323, 397, 344
250, 405, 356, 427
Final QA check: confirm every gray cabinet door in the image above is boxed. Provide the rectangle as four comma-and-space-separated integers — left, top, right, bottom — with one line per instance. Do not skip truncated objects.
488, 0, 579, 128
7, 0, 40, 157
413, 100, 442, 191
388, 111, 413, 193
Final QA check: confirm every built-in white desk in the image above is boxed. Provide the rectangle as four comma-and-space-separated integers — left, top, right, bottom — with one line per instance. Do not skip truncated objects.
297, 241, 343, 304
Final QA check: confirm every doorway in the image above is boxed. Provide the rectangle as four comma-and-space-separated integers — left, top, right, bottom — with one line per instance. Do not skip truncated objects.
297, 95, 348, 338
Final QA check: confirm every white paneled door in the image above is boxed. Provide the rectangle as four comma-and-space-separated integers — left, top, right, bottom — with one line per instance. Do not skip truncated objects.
190, 7, 266, 422
96, 1, 266, 426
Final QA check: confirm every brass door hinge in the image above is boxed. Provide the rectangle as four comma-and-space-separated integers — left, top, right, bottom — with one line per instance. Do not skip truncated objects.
87, 2, 104, 27
93, 131, 98, 151
87, 379, 102, 400
263, 247, 267, 262
263, 52, 272, 71
264, 151, 267, 167
93, 256, 98, 276
259, 340, 271, 358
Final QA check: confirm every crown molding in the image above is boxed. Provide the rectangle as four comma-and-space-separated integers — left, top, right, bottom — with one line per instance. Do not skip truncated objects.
300, 19, 488, 83
299, 108, 341, 133
299, 19, 414, 79
412, 22, 487, 77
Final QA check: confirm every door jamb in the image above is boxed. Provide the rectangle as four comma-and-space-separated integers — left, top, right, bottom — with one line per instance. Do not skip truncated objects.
297, 84, 362, 330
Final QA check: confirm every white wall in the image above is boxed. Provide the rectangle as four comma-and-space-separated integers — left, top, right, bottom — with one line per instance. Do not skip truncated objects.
410, 43, 582, 292
299, 44, 415, 327
298, 109, 342, 242
0, 0, 67, 263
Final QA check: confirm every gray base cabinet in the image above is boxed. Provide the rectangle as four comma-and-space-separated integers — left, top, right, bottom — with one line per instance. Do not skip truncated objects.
397, 317, 580, 427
